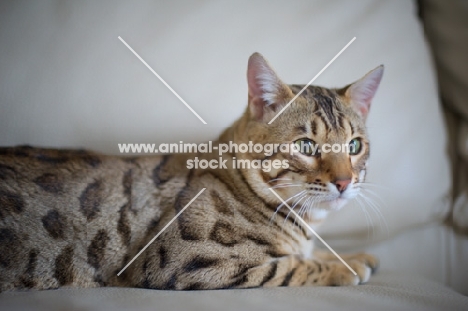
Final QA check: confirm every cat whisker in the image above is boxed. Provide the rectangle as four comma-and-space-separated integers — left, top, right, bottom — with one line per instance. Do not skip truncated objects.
357, 192, 389, 238
293, 194, 319, 225
359, 187, 386, 206
290, 193, 327, 227
282, 192, 323, 229
356, 182, 390, 191
356, 183, 389, 235
280, 194, 308, 231
297, 196, 311, 218
292, 195, 316, 227
354, 196, 374, 241
269, 190, 306, 225
304, 194, 326, 218
288, 195, 309, 228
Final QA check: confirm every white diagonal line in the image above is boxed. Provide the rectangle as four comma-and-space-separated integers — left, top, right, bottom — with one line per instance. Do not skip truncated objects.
118, 36, 207, 125
268, 37, 356, 124
268, 188, 357, 276
117, 188, 206, 276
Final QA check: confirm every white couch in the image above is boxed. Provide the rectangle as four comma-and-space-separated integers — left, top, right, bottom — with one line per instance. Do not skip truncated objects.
0, 1, 467, 310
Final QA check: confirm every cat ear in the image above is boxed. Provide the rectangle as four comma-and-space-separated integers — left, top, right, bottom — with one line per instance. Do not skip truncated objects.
247, 53, 293, 120
342, 65, 384, 120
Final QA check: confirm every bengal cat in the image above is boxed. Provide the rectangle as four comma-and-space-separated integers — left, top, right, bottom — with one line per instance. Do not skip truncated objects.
0, 53, 383, 291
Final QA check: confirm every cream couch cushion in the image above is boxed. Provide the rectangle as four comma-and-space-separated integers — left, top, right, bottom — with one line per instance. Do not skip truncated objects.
0, 0, 450, 246
1, 271, 467, 311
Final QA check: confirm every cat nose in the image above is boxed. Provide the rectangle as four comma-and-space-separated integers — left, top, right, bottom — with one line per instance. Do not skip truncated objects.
333, 178, 351, 193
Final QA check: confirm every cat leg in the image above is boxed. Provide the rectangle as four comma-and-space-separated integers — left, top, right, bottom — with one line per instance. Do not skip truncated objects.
313, 250, 379, 273
230, 254, 376, 288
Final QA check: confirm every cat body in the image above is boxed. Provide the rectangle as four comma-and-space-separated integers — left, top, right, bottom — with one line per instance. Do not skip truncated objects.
0, 53, 383, 291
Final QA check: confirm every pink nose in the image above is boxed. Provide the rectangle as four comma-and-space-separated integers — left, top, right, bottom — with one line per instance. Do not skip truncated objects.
333, 178, 351, 193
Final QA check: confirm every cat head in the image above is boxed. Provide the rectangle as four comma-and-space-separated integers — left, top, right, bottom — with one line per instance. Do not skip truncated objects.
236, 52, 383, 221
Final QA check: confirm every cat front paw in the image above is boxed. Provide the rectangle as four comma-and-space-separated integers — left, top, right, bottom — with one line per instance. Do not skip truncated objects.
323, 253, 378, 286
348, 253, 379, 274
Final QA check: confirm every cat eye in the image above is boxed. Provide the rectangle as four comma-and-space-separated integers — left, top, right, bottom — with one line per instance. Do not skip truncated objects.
349, 138, 362, 155
294, 138, 317, 156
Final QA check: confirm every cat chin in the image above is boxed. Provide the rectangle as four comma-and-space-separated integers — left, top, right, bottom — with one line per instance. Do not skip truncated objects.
316, 198, 348, 211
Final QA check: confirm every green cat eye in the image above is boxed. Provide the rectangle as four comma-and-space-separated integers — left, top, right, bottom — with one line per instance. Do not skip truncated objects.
294, 138, 316, 156
349, 138, 362, 155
